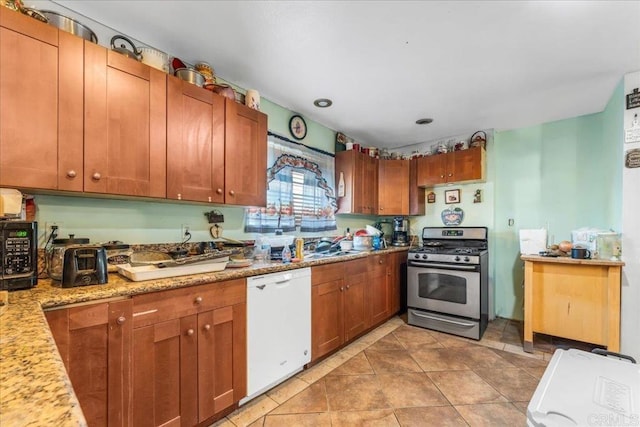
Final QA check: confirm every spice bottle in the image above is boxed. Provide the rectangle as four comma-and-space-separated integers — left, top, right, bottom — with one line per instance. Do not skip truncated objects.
295, 237, 305, 261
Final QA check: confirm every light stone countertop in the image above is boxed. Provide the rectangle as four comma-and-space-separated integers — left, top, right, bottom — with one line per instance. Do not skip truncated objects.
0, 247, 408, 427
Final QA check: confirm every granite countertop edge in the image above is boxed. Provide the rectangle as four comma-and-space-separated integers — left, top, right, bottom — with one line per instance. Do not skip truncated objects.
0, 247, 409, 426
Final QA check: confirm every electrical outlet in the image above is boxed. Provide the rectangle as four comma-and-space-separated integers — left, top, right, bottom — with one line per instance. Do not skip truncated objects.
181, 224, 191, 240
45, 222, 63, 241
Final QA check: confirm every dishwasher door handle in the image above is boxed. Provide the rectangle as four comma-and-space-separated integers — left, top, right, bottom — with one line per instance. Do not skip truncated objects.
256, 284, 266, 290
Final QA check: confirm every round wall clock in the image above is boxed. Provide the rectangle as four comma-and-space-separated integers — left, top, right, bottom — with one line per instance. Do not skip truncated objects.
289, 115, 307, 140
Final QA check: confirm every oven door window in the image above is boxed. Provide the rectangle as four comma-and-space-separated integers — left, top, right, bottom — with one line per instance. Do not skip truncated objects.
419, 272, 466, 304
407, 266, 480, 319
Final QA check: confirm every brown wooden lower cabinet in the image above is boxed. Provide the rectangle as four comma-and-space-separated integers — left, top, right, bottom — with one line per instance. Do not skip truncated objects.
45, 299, 133, 427
311, 253, 403, 362
131, 279, 246, 427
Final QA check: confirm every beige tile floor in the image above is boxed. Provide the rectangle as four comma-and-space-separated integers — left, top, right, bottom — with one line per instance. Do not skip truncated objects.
213, 316, 594, 427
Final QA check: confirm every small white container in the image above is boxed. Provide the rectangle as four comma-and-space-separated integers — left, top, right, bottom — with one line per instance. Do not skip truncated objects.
339, 240, 353, 251
353, 235, 372, 251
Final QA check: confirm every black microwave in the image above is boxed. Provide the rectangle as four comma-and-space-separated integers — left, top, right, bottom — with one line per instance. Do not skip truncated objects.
0, 221, 38, 290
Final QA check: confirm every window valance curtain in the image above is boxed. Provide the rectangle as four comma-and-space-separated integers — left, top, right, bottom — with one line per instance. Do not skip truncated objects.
245, 133, 337, 233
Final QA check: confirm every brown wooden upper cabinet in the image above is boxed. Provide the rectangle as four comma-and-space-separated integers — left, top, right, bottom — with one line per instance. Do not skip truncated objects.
409, 158, 426, 216
225, 100, 268, 207
167, 75, 225, 203
416, 147, 485, 187
335, 150, 378, 215
167, 81, 267, 207
378, 159, 409, 216
84, 42, 167, 198
0, 8, 83, 191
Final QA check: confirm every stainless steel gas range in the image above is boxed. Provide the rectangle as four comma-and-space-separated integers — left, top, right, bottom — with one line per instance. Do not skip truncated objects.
407, 227, 489, 340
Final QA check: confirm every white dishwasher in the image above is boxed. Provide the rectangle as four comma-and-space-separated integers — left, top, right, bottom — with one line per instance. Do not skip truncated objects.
241, 267, 311, 404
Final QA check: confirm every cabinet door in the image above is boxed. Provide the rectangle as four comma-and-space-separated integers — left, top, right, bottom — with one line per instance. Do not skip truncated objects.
378, 159, 409, 215
132, 316, 198, 427
0, 10, 83, 191
311, 279, 344, 361
84, 44, 166, 197
224, 99, 267, 206
46, 300, 132, 427
388, 252, 404, 315
409, 159, 426, 215
449, 147, 485, 183
416, 155, 447, 187
368, 255, 390, 327
364, 156, 379, 214
344, 259, 368, 341
198, 303, 247, 422
335, 150, 359, 214
167, 76, 225, 203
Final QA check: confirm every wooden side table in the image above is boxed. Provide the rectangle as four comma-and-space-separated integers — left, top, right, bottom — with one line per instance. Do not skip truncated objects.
522, 255, 624, 353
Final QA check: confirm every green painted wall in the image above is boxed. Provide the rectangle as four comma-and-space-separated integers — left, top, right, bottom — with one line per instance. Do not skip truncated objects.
492, 94, 623, 320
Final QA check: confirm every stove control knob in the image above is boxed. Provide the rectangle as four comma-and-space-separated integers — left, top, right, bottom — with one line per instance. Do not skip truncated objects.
454, 256, 461, 262
414, 254, 420, 259
464, 256, 470, 262
422, 254, 428, 260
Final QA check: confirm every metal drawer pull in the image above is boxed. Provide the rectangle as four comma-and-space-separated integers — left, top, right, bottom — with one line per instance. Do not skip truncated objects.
187, 328, 194, 336
133, 309, 158, 317
411, 311, 475, 327
116, 316, 126, 325
409, 261, 477, 270
194, 296, 203, 304
67, 170, 76, 178
204, 324, 211, 331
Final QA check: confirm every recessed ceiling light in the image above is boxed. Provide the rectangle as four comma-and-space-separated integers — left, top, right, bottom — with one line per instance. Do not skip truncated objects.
313, 98, 333, 108
416, 118, 434, 125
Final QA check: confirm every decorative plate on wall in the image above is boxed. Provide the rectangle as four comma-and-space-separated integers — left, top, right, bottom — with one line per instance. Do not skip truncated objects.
441, 207, 464, 226
289, 115, 307, 140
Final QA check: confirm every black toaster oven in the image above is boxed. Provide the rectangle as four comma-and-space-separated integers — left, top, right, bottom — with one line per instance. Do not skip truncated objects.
0, 221, 38, 290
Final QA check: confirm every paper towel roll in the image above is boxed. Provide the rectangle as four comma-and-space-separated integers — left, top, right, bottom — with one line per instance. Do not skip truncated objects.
0, 188, 23, 216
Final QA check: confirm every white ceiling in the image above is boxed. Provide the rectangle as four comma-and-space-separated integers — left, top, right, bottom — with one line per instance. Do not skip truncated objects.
53, 0, 640, 148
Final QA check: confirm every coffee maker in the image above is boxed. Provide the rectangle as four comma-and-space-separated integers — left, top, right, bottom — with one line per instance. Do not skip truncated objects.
392, 217, 410, 246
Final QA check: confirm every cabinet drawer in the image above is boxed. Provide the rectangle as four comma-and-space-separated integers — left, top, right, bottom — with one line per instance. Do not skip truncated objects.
368, 254, 387, 267
132, 279, 246, 328
344, 258, 367, 276
312, 263, 345, 285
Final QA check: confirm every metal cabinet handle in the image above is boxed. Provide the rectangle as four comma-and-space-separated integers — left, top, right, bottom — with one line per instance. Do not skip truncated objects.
116, 316, 126, 325
187, 329, 194, 336
448, 173, 453, 177
216, 188, 223, 194
194, 296, 203, 304
440, 175, 445, 178
177, 193, 182, 200
92, 172, 101, 180
208, 196, 212, 202
204, 324, 211, 331
67, 170, 77, 178
346, 285, 350, 290
229, 190, 235, 196
340, 287, 344, 292
379, 259, 383, 264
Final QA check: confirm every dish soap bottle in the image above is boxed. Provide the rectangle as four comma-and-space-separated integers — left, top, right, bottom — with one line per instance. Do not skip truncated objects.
281, 244, 292, 264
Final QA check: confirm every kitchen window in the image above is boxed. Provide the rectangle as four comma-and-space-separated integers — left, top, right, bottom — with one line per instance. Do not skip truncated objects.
245, 133, 337, 233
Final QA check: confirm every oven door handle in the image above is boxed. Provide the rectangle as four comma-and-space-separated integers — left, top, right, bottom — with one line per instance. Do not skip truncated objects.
408, 261, 478, 271
410, 311, 476, 328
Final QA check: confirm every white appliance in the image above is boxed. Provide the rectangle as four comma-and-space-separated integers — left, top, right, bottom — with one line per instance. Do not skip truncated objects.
527, 349, 639, 427
242, 267, 311, 404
